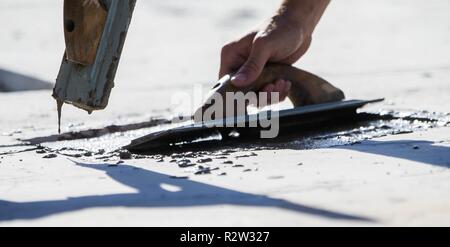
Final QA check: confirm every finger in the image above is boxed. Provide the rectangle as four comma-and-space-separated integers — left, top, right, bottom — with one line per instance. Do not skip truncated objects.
261, 83, 275, 93
219, 34, 256, 78
272, 79, 287, 104
277, 80, 289, 101
279, 80, 291, 101
274, 79, 286, 93
231, 41, 271, 87
259, 83, 275, 108
282, 80, 292, 100
219, 45, 247, 78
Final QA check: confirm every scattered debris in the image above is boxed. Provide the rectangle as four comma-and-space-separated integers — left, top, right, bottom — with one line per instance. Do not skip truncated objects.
4, 109, 448, 179
228, 130, 240, 138
170, 176, 189, 179
42, 154, 57, 159
195, 166, 219, 175
197, 158, 213, 163
195, 169, 211, 175
153, 155, 164, 160
133, 154, 147, 159
119, 150, 132, 160
215, 156, 228, 159
218, 172, 227, 176
171, 153, 183, 159
183, 152, 198, 158
177, 159, 195, 168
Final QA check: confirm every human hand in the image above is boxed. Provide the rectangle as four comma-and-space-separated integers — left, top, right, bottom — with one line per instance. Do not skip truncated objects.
219, 0, 329, 105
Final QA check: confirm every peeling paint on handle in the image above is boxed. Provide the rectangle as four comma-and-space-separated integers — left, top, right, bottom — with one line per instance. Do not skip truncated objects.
53, 0, 137, 113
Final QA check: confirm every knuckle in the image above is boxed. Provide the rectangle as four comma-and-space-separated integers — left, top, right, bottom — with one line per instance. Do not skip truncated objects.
243, 59, 261, 73
253, 37, 274, 55
253, 36, 268, 48
221, 43, 234, 56
254, 34, 274, 46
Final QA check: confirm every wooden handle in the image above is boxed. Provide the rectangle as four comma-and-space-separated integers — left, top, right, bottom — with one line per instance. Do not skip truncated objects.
194, 63, 345, 121
63, 0, 107, 65
242, 63, 345, 107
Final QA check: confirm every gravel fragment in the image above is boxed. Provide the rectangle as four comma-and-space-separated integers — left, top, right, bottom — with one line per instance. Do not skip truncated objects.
177, 159, 195, 168
43, 154, 57, 159
170, 176, 189, 179
197, 158, 213, 163
119, 150, 132, 160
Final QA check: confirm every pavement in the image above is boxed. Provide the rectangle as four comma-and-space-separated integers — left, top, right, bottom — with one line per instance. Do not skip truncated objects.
0, 0, 449, 226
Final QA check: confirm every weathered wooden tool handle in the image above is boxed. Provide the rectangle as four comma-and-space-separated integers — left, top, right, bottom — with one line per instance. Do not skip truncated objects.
63, 0, 107, 65
245, 63, 345, 106
211, 63, 345, 107
194, 63, 345, 121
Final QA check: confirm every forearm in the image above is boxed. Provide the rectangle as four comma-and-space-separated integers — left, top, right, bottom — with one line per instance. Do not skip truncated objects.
277, 0, 330, 35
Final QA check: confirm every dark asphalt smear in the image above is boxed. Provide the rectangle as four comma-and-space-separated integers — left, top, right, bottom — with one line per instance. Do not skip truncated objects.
1, 110, 449, 168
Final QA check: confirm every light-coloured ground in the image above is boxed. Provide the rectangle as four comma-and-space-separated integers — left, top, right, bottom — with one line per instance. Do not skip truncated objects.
0, 0, 449, 226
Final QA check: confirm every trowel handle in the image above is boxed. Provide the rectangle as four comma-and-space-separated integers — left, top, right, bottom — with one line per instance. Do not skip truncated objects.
211, 63, 345, 107
194, 63, 345, 121
64, 0, 108, 65
251, 63, 345, 107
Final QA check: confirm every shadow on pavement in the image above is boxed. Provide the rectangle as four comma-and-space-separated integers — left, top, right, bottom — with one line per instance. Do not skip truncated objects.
340, 140, 450, 169
0, 68, 52, 92
0, 160, 375, 223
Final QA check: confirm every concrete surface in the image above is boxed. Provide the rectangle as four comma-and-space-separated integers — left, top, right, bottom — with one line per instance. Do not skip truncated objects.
0, 0, 449, 226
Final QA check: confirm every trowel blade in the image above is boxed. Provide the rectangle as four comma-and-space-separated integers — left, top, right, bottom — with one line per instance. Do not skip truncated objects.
124, 99, 384, 153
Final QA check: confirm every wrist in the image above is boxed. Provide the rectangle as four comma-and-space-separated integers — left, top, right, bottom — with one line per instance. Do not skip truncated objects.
277, 0, 329, 35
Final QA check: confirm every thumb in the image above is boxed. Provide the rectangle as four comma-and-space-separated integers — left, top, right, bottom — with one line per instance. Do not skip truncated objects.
231, 45, 270, 87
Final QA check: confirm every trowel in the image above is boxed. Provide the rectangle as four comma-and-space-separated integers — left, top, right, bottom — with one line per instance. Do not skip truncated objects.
124, 63, 383, 153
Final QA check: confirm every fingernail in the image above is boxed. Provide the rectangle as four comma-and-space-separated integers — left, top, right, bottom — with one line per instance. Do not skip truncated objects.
231, 73, 248, 86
